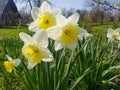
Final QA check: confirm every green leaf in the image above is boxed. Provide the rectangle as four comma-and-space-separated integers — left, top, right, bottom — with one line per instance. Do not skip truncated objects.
70, 67, 91, 90
101, 66, 120, 77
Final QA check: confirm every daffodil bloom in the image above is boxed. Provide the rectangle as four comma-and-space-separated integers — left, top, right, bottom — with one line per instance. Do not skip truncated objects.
107, 28, 120, 42
79, 28, 93, 40
29, 1, 62, 31
19, 31, 53, 69
47, 13, 86, 51
4, 55, 21, 73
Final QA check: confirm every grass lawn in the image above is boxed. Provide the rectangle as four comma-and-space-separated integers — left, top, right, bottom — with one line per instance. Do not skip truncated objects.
0, 25, 29, 39
81, 21, 120, 37
0, 22, 120, 39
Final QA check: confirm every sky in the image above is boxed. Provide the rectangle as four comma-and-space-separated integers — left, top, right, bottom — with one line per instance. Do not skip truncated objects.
15, 0, 91, 11
48, 0, 90, 10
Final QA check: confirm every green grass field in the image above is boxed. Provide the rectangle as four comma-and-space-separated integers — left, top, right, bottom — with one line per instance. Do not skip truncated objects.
0, 25, 29, 39
1, 22, 120, 39
81, 21, 120, 36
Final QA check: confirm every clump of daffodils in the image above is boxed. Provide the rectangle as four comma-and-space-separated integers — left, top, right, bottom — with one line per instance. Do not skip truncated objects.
19, 1, 91, 69
2, 1, 120, 90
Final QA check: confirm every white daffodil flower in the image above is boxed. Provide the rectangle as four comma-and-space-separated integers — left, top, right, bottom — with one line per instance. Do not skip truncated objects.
29, 1, 62, 32
4, 55, 21, 73
19, 31, 53, 69
79, 28, 93, 40
47, 13, 86, 51
107, 28, 120, 42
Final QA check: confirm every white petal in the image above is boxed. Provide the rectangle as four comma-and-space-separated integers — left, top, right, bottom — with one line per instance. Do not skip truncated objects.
47, 26, 60, 40
107, 33, 111, 38
78, 28, 87, 39
107, 28, 114, 33
79, 28, 87, 34
78, 33, 86, 40
117, 35, 120, 40
40, 1, 51, 13
31, 7, 40, 20
19, 32, 34, 44
107, 28, 113, 37
52, 8, 62, 15
88, 34, 93, 39
42, 48, 53, 62
27, 61, 37, 69
115, 28, 120, 32
67, 13, 80, 23
66, 41, 78, 50
33, 31, 48, 48
6, 55, 13, 61
13, 59, 21, 67
29, 21, 40, 32
56, 15, 67, 26
108, 38, 112, 42
55, 41, 63, 51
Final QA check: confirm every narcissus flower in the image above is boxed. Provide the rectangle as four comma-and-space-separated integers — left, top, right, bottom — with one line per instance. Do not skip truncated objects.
107, 28, 120, 42
19, 31, 53, 69
29, 1, 62, 31
79, 28, 93, 40
47, 13, 86, 51
4, 55, 21, 73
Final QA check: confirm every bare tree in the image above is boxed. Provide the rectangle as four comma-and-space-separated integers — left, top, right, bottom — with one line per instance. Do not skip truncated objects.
92, 0, 120, 11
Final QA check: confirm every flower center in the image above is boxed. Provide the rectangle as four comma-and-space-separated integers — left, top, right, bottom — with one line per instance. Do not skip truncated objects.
22, 44, 43, 63
4, 61, 14, 73
60, 24, 79, 44
112, 33, 118, 39
37, 12, 56, 30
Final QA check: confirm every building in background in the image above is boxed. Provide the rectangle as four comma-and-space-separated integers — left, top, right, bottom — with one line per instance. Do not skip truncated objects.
0, 0, 22, 26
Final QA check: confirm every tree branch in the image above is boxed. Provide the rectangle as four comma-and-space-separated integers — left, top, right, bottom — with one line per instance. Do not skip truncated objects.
93, 0, 120, 11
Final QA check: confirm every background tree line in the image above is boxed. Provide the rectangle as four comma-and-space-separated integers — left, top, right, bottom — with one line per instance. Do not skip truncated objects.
14, 0, 120, 25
